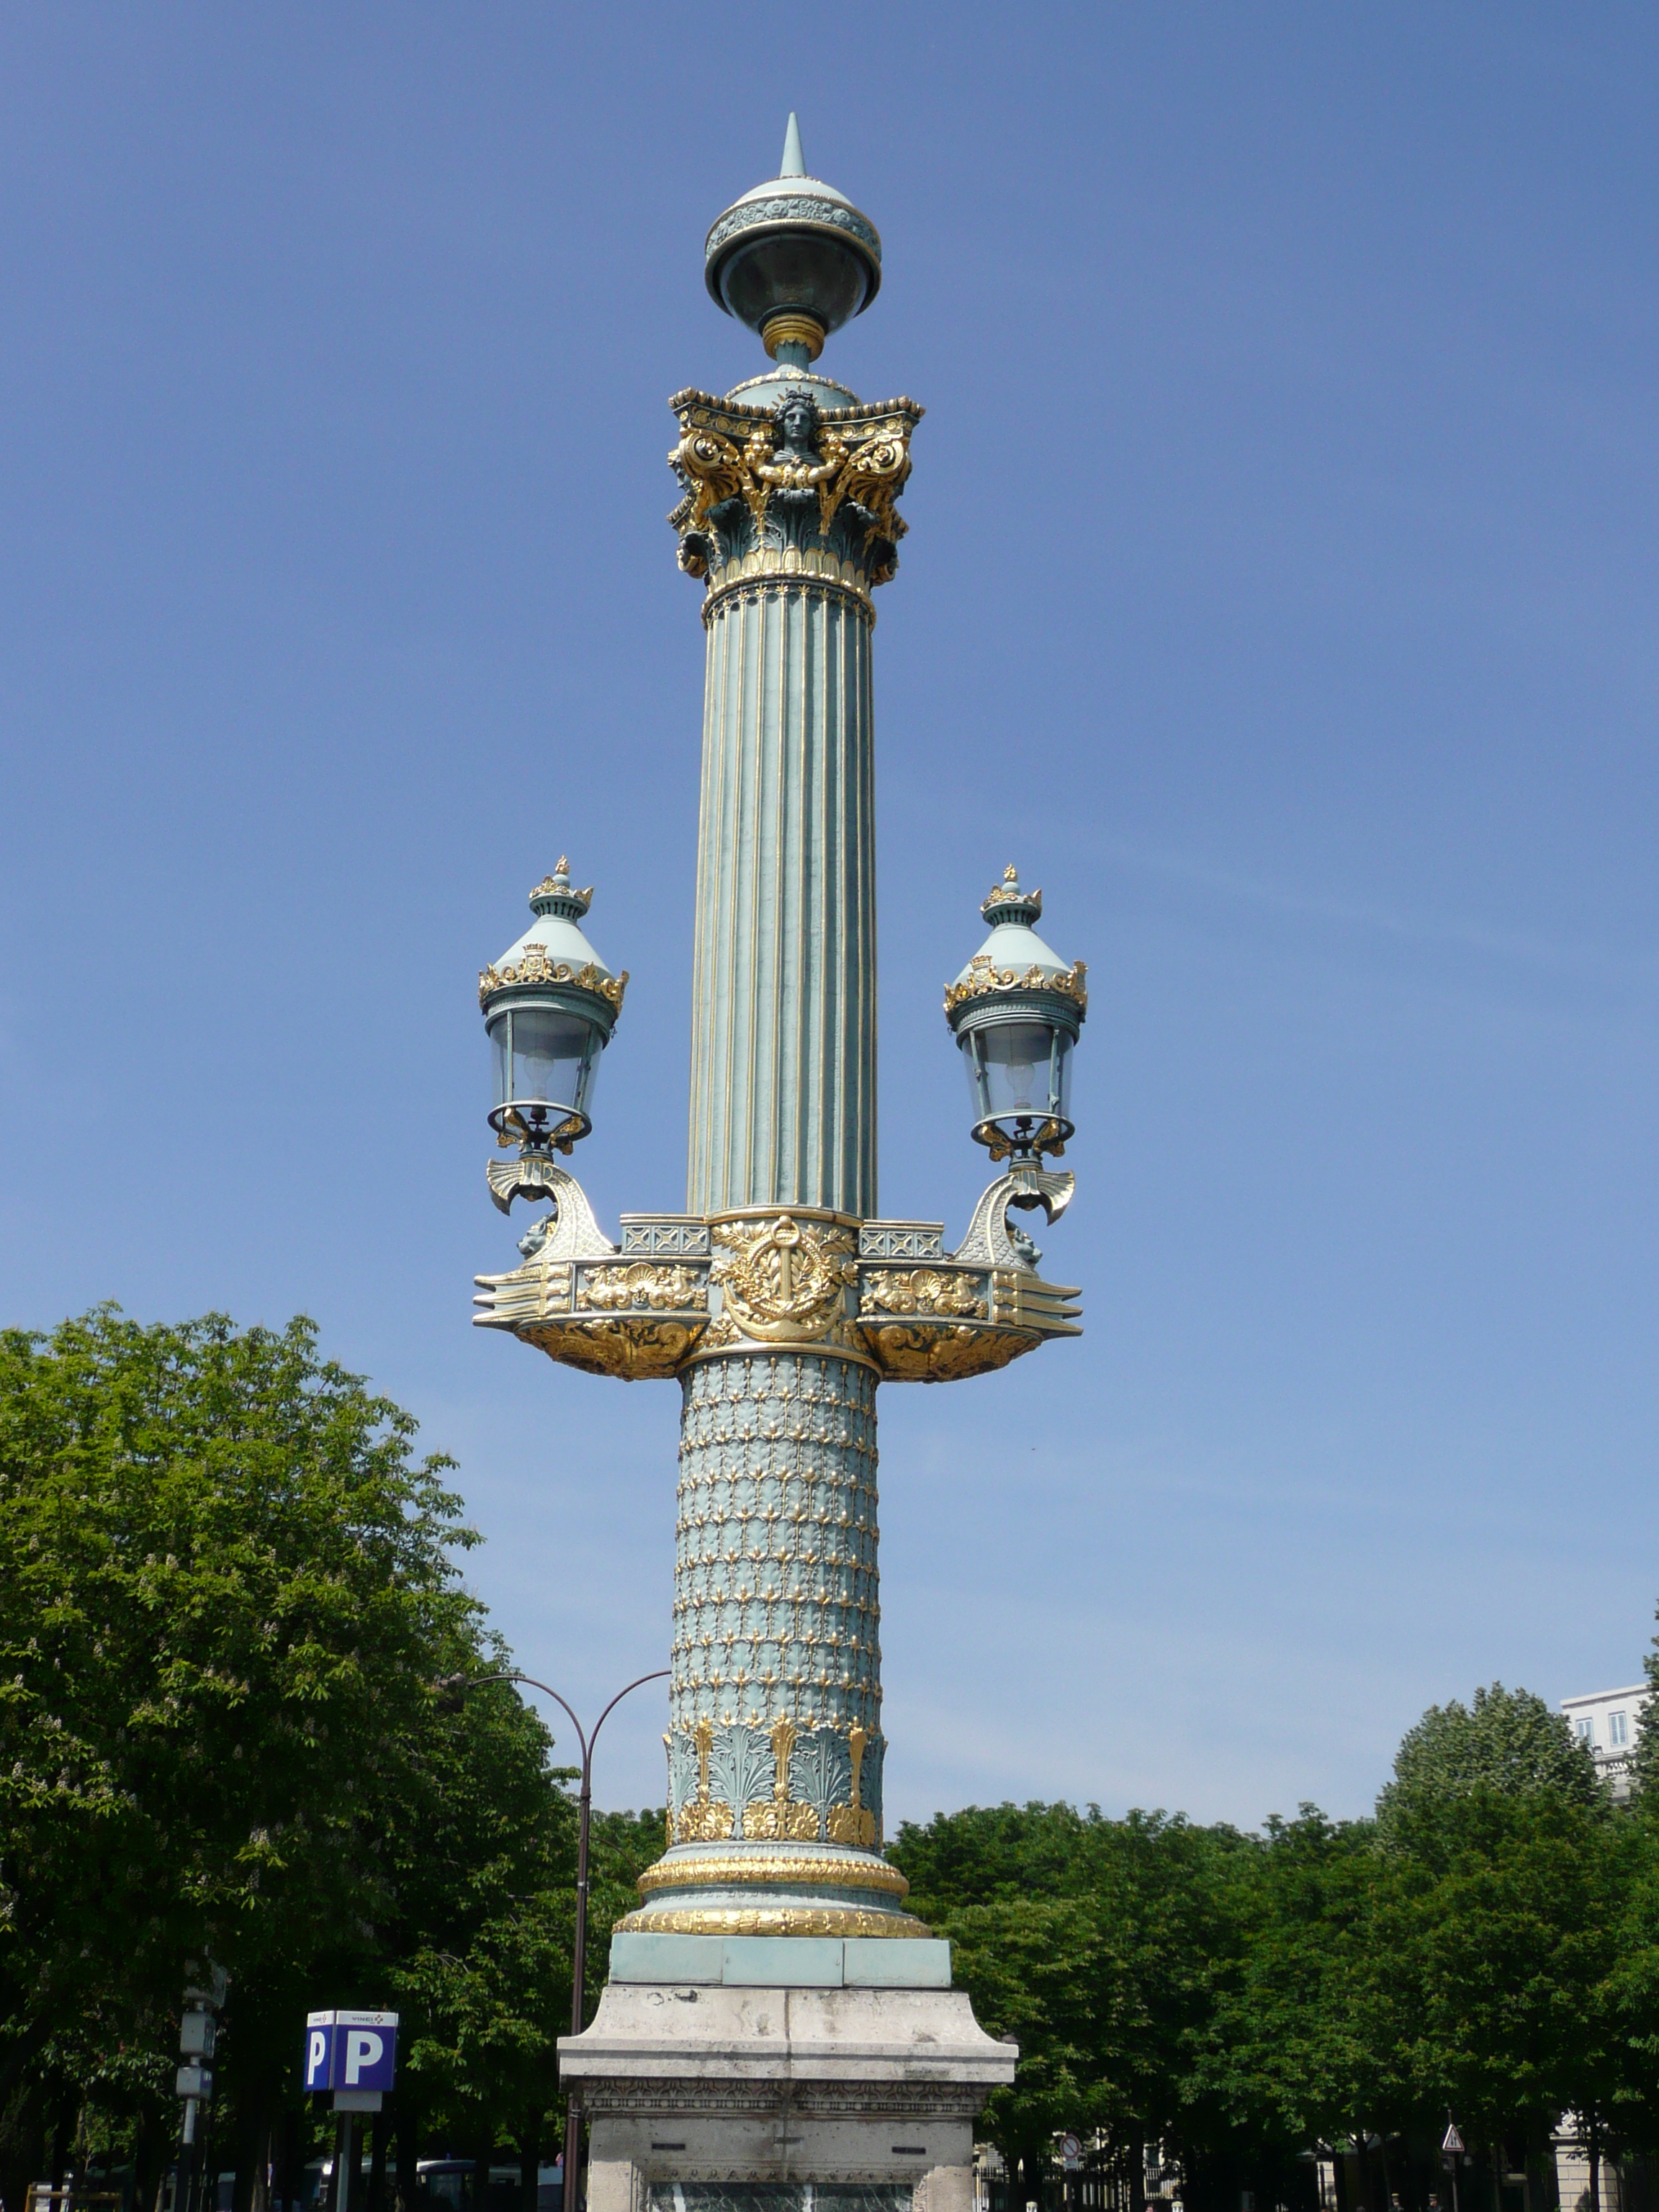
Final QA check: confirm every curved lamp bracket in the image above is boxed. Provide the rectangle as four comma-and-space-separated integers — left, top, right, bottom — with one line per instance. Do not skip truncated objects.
953, 1166, 1075, 1271
485, 1155, 616, 1259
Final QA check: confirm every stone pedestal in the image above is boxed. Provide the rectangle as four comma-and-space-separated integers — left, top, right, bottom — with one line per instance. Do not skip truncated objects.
560, 1938, 1015, 2212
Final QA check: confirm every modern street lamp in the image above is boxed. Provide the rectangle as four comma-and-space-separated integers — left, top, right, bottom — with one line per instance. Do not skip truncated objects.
454, 1668, 668, 2212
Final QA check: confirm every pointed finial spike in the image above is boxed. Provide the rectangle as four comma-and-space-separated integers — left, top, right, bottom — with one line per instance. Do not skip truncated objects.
781, 112, 806, 178
1004, 863, 1019, 882
557, 855, 570, 874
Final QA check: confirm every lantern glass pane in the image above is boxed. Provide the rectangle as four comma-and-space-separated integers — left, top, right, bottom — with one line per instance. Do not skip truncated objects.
490, 1017, 513, 1109
508, 1006, 598, 1113
964, 1020, 1071, 1125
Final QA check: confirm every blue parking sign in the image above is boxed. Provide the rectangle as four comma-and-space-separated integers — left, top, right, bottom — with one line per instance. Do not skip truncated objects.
304, 2010, 398, 2092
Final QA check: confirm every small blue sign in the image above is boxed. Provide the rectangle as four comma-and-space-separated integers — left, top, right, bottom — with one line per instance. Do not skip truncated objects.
304, 2010, 398, 2092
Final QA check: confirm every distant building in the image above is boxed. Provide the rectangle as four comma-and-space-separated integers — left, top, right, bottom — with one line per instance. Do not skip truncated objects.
1560, 1683, 1649, 1800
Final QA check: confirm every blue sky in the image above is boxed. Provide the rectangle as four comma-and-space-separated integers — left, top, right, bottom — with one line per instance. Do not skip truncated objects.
1, 5, 1656, 1829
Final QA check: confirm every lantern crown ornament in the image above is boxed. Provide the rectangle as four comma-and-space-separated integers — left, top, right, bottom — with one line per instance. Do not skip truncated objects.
703, 112, 882, 369
478, 860, 627, 1158
945, 866, 1088, 1162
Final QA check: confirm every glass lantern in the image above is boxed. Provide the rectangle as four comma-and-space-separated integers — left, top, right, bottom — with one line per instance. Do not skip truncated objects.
958, 1012, 1076, 1160
944, 868, 1086, 1164
479, 862, 626, 1156
487, 1001, 606, 1153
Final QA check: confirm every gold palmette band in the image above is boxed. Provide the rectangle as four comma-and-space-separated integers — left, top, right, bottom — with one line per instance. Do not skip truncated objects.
616, 1905, 931, 1938
635, 1852, 910, 1899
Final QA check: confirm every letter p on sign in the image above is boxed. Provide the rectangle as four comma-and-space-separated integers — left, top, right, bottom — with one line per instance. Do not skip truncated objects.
345, 2031, 384, 2085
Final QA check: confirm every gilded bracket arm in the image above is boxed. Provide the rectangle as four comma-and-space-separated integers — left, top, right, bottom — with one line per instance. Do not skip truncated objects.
853, 1168, 1082, 1382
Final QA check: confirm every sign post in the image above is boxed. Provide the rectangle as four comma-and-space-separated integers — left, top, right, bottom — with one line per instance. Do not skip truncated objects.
176, 1966, 228, 2212
1442, 2119, 1466, 2212
305, 2012, 399, 2212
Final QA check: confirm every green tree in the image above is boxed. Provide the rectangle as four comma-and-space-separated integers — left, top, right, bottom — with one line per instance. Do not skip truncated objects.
0, 1309, 576, 2212
1191, 1809, 1404, 2182
891, 1804, 1248, 2193
1372, 1684, 1631, 2209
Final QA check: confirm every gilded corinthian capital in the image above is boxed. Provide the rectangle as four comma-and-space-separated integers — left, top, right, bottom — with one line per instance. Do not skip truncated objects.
667, 385, 922, 597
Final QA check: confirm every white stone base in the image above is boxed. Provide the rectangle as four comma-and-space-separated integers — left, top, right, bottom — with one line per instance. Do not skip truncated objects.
559, 1981, 1016, 2212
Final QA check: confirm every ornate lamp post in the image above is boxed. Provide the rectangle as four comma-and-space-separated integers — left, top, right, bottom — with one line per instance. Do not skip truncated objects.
472, 114, 1084, 2212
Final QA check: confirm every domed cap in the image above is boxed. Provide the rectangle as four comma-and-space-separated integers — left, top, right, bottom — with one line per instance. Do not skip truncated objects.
704, 114, 881, 363
479, 859, 627, 1028
945, 868, 1087, 1029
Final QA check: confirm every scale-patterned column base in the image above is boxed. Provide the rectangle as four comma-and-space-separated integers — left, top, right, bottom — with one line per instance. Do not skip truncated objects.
632, 1346, 921, 1932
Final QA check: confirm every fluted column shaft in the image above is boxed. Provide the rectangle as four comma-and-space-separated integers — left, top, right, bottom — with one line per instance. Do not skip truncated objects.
686, 578, 876, 1220
619, 385, 922, 1938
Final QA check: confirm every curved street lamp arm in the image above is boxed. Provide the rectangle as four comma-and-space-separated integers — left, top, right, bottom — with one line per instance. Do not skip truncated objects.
461, 1668, 590, 1763
590, 1668, 671, 1755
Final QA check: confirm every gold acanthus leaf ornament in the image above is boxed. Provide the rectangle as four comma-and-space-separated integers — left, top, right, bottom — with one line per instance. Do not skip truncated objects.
669, 403, 917, 575
478, 947, 628, 1014
942, 953, 1087, 1017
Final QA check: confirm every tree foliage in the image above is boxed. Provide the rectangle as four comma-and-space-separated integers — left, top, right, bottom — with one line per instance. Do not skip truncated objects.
893, 1685, 1659, 2209
0, 1310, 631, 2212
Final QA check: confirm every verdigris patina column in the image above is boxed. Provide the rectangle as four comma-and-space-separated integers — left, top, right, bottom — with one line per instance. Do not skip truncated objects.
625, 146, 926, 1938
473, 114, 1095, 2212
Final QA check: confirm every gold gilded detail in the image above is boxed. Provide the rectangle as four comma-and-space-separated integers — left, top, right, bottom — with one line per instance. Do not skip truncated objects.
983, 864, 1039, 914
616, 1905, 930, 1938
529, 865, 593, 905
669, 393, 920, 590
521, 1316, 705, 1380
744, 1800, 822, 1840
634, 1851, 909, 1899
673, 1719, 737, 1843
583, 1262, 707, 1313
860, 1321, 1040, 1383
479, 947, 629, 1014
860, 1267, 987, 1321
741, 1717, 823, 1840
677, 1801, 736, 1842
825, 1725, 877, 1848
943, 953, 1087, 1017
762, 311, 825, 362
711, 1213, 858, 1344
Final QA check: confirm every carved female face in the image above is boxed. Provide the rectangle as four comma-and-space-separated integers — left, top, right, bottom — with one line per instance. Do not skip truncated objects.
778, 395, 817, 451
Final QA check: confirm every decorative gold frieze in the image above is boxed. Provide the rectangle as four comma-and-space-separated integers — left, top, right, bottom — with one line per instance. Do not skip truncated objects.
634, 1851, 909, 1900
859, 1267, 987, 1321
943, 951, 1087, 1017
859, 1321, 1039, 1383
616, 1903, 930, 1938
582, 1261, 708, 1313
478, 946, 629, 1014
